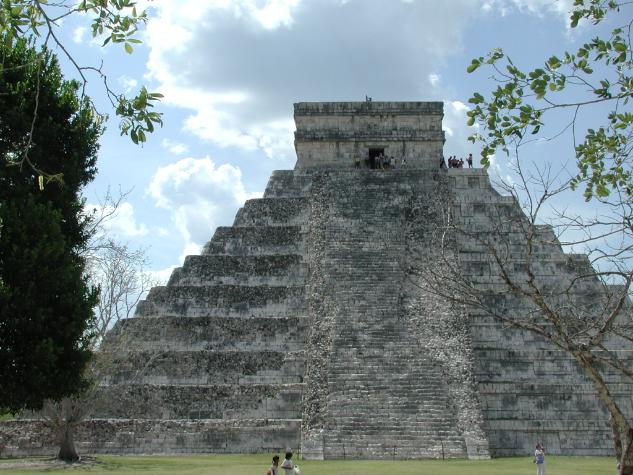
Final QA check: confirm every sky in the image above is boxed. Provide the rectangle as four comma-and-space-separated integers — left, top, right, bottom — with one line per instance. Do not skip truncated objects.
44, 0, 621, 281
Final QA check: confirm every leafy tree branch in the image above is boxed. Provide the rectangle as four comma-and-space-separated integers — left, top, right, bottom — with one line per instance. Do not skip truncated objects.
0, 0, 163, 182
467, 0, 633, 201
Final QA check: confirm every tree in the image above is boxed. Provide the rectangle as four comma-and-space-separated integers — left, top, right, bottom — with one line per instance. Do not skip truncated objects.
34, 190, 158, 461
463, 2, 633, 472
39, 235, 157, 461
0, 0, 163, 182
0, 37, 101, 413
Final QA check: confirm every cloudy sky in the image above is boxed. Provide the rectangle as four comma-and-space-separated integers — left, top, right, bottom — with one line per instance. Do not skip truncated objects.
48, 0, 613, 280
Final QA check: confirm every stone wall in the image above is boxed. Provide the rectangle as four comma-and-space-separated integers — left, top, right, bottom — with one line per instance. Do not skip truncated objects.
0, 419, 301, 457
0, 169, 314, 457
294, 102, 445, 170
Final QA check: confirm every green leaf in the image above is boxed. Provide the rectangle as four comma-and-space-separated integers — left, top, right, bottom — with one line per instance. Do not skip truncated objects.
469, 92, 485, 104
124, 42, 133, 54
467, 59, 481, 73
614, 42, 627, 52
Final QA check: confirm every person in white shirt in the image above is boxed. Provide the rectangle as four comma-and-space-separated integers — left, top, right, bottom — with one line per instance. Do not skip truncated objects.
280, 451, 294, 475
534, 443, 546, 475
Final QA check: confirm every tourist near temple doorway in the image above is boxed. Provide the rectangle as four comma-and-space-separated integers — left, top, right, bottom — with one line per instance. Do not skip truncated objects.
368, 147, 384, 169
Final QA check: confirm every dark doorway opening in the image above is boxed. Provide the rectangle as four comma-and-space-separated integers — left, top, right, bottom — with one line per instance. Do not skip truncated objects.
368, 148, 384, 169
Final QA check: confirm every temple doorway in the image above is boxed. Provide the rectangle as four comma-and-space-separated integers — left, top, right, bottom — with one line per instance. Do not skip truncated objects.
368, 148, 384, 169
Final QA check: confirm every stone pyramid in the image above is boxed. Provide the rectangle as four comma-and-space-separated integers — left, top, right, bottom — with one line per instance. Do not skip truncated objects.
2, 102, 631, 459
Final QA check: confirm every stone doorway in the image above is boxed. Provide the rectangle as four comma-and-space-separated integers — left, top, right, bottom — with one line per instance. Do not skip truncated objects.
368, 148, 384, 169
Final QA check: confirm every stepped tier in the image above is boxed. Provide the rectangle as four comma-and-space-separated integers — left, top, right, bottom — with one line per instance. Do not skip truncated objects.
136, 284, 307, 318
105, 315, 308, 351
90, 383, 303, 420
168, 255, 307, 287
203, 226, 305, 256
263, 170, 312, 198
103, 350, 305, 385
0, 419, 301, 456
233, 197, 309, 227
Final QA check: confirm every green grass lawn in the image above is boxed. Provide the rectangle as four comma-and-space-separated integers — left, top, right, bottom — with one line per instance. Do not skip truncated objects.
0, 454, 618, 475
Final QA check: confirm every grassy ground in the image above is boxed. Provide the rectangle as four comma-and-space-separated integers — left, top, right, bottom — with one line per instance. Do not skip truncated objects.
0, 454, 618, 475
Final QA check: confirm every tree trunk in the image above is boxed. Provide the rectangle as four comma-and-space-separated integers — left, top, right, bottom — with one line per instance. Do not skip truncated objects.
618, 428, 633, 475
55, 398, 80, 462
57, 423, 79, 462
573, 352, 633, 475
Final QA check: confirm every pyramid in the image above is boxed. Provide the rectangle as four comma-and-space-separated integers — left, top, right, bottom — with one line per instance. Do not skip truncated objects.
2, 102, 631, 459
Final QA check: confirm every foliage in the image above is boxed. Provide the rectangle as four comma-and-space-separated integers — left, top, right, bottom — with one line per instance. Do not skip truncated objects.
0, 198, 97, 412
0, 37, 100, 412
0, 0, 162, 180
466, 0, 632, 201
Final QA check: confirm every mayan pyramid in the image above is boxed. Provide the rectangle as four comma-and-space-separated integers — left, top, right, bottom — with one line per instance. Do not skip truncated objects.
3, 101, 631, 459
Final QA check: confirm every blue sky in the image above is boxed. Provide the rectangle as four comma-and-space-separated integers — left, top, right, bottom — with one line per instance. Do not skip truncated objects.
46, 0, 620, 280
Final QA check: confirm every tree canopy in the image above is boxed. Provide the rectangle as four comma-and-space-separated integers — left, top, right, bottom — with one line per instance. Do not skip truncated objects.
0, 0, 162, 182
0, 37, 101, 412
467, 0, 632, 201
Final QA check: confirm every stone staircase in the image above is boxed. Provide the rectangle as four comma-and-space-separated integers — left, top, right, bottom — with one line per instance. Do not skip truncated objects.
302, 171, 473, 459
86, 170, 312, 454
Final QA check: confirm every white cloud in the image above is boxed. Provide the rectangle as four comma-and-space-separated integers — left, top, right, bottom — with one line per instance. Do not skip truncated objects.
146, 156, 260, 260
443, 100, 479, 157
162, 138, 190, 155
72, 26, 86, 44
428, 73, 441, 87
481, 0, 572, 19
246, 0, 301, 29
118, 75, 138, 94
85, 201, 148, 238
145, 0, 478, 163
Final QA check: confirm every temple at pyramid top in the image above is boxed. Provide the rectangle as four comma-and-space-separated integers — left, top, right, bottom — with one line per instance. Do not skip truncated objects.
293, 101, 445, 169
